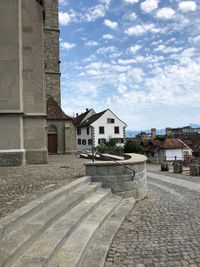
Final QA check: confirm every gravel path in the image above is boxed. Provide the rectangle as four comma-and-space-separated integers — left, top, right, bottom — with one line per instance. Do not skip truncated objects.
0, 155, 87, 219
105, 172, 200, 267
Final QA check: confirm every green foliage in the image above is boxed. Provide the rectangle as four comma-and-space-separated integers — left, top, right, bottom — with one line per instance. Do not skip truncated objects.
96, 144, 107, 153
124, 141, 144, 154
106, 138, 116, 147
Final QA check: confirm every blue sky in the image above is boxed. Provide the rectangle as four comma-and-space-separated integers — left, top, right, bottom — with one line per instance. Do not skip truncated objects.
58, 0, 200, 130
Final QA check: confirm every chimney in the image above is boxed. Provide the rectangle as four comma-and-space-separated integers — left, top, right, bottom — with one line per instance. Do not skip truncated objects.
166, 127, 172, 137
76, 113, 79, 117
86, 108, 89, 112
151, 128, 156, 139
141, 132, 146, 141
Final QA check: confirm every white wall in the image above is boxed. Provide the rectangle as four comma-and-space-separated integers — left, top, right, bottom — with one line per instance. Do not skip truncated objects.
76, 109, 126, 151
91, 110, 126, 147
76, 126, 93, 151
165, 149, 184, 161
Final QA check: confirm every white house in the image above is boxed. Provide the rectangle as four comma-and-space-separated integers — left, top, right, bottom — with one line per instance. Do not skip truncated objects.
74, 109, 127, 151
142, 138, 189, 163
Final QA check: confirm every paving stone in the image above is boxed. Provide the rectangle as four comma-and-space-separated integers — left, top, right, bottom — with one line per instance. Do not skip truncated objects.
0, 155, 87, 219
104, 170, 200, 267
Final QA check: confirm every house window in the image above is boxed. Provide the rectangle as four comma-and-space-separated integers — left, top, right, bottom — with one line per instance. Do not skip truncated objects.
99, 126, 104, 134
77, 128, 81, 135
98, 138, 106, 145
107, 118, 115, 123
88, 139, 92, 145
114, 126, 119, 134
78, 138, 81, 145
87, 127, 90, 135
82, 139, 86, 145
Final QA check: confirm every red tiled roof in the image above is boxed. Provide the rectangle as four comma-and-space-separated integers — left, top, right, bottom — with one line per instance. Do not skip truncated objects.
160, 139, 185, 149
47, 96, 72, 120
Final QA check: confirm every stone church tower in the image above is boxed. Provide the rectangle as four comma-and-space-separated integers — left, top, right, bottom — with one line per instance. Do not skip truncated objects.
43, 0, 61, 106
0, 0, 61, 166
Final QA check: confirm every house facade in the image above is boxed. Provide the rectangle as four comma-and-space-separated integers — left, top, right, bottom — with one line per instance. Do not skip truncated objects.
141, 138, 187, 163
74, 109, 127, 151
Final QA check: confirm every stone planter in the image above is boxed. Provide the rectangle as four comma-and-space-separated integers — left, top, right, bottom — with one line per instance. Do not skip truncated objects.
85, 153, 147, 199
161, 163, 169, 172
173, 163, 183, 174
190, 165, 200, 176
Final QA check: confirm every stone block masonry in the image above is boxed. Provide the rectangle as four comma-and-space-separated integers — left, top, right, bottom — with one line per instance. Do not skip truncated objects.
85, 153, 147, 199
43, 0, 61, 106
0, 0, 47, 166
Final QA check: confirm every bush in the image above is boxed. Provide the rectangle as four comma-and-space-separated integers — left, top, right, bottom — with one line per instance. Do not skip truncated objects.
106, 138, 116, 147
96, 144, 107, 153
124, 141, 144, 154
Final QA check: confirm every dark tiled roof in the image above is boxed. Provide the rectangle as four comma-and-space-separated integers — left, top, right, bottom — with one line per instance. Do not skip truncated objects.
73, 109, 93, 126
78, 110, 108, 128
47, 96, 72, 120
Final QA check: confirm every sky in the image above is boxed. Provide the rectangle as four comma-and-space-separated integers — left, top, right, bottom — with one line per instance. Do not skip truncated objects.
58, 0, 200, 131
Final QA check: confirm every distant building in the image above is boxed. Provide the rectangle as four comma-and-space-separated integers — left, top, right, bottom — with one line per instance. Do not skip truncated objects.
172, 126, 200, 135
74, 109, 127, 151
140, 138, 189, 163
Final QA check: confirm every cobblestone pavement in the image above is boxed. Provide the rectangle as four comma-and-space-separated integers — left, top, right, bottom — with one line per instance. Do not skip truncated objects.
0, 155, 87, 219
105, 172, 200, 267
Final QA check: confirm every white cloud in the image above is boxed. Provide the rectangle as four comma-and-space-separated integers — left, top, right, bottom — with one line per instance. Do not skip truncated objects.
189, 35, 200, 42
140, 0, 159, 13
156, 7, 175, 19
128, 45, 142, 53
154, 44, 182, 53
124, 0, 139, 4
85, 40, 98, 46
85, 1, 111, 22
125, 23, 159, 36
97, 46, 118, 55
118, 58, 136, 65
100, 0, 111, 4
103, 34, 114, 39
61, 42, 76, 49
128, 12, 138, 20
112, 65, 132, 72
178, 1, 197, 12
59, 11, 75, 26
59, 0, 68, 6
104, 19, 118, 30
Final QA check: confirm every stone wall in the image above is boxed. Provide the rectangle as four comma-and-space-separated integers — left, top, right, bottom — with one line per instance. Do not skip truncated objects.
85, 153, 147, 199
0, 0, 47, 166
43, 0, 61, 105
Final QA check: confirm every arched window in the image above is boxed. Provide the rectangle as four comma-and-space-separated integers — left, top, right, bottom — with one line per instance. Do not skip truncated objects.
48, 125, 57, 134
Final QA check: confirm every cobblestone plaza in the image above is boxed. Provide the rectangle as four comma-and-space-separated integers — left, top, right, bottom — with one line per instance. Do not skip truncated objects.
0, 158, 200, 266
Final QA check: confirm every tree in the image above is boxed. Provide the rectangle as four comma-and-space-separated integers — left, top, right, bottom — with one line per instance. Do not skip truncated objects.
124, 141, 144, 154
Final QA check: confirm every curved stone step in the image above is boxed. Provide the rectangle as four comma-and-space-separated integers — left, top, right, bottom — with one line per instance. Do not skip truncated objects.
0, 176, 91, 239
80, 198, 136, 267
14, 188, 112, 267
49, 194, 123, 267
0, 180, 101, 267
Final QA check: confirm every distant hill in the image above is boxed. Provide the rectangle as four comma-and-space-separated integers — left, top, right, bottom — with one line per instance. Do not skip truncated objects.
189, 123, 200, 128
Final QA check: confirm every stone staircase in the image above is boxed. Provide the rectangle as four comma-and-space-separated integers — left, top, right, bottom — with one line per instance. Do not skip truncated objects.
0, 176, 135, 267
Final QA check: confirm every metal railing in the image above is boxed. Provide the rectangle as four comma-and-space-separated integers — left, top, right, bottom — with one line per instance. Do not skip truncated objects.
81, 148, 136, 181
